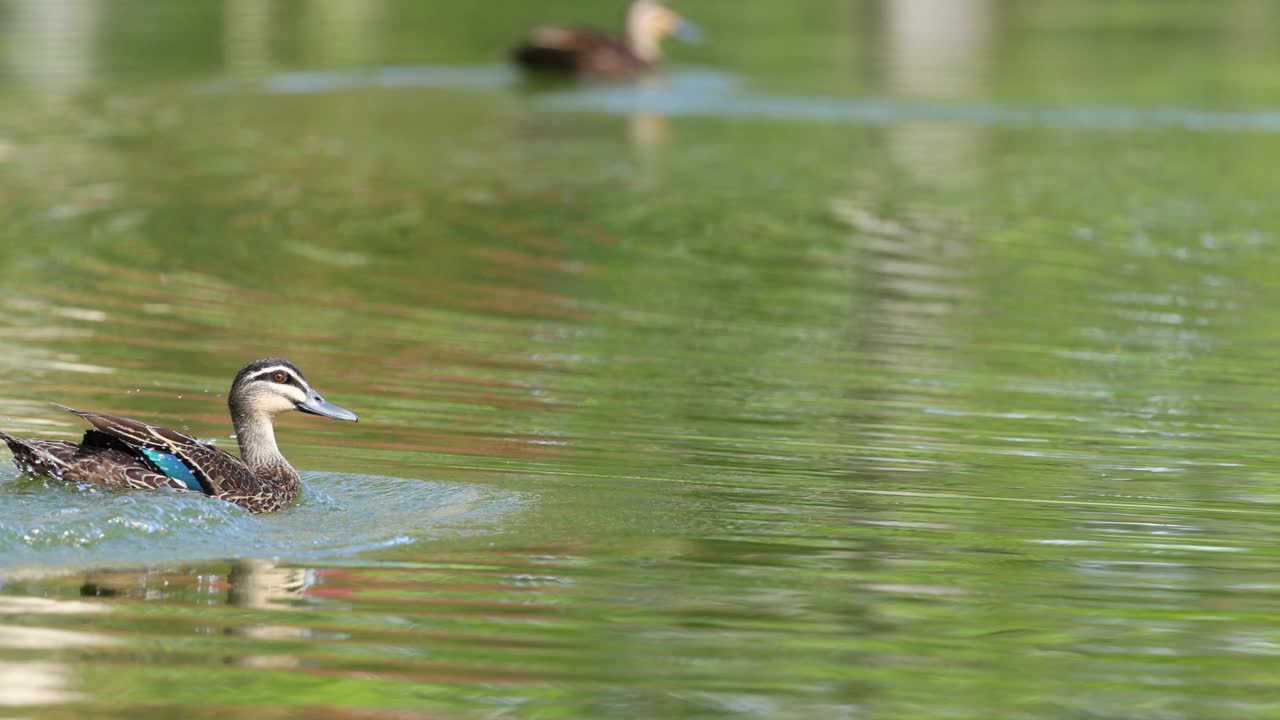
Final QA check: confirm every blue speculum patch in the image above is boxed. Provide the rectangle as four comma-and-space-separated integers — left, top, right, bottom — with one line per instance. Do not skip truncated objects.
140, 449, 203, 492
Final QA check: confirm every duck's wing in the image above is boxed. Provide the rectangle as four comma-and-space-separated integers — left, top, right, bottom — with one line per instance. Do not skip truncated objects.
58, 404, 201, 451
57, 405, 245, 494
524, 25, 622, 52
1, 430, 186, 491
512, 25, 640, 76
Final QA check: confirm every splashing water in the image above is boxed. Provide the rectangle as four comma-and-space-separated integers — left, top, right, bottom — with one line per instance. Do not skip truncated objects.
0, 470, 524, 572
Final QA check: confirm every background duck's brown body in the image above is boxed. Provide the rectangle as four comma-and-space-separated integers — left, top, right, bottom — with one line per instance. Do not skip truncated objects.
511, 1, 695, 81
512, 27, 656, 80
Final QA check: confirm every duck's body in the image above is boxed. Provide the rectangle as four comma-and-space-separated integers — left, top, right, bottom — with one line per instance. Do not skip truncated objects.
512, 0, 698, 81
0, 358, 357, 514
1, 407, 301, 513
513, 28, 656, 80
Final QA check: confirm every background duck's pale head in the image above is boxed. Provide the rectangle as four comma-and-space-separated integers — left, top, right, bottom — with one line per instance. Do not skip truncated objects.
229, 358, 358, 423
626, 0, 700, 62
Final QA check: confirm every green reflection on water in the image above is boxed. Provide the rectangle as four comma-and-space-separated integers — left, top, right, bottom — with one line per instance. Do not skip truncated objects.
4, 1, 1280, 719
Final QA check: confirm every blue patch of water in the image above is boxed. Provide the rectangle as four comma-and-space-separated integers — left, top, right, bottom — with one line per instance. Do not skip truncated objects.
210, 63, 1280, 134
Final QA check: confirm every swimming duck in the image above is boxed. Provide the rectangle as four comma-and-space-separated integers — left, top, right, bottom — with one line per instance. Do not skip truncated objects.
512, 0, 700, 80
0, 358, 357, 513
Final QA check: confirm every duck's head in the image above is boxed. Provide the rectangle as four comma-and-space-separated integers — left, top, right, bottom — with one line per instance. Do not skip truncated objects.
229, 358, 358, 423
626, 0, 701, 61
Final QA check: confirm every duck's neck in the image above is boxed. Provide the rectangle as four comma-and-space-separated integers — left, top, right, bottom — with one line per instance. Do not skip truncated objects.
232, 409, 299, 486
625, 11, 662, 63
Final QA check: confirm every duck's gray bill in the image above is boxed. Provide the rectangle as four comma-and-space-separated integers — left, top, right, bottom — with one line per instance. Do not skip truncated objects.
298, 390, 359, 422
674, 18, 703, 43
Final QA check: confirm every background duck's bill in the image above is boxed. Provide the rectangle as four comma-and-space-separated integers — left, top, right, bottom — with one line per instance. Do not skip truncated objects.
674, 18, 702, 43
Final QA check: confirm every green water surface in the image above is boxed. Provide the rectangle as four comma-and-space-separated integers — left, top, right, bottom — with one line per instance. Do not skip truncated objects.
3, 1, 1280, 718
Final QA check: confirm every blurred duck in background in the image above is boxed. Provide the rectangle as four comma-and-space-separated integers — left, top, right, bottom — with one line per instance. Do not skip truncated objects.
512, 0, 700, 81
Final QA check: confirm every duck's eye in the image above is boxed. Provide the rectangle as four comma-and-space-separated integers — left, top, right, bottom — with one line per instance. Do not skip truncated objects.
272, 372, 287, 384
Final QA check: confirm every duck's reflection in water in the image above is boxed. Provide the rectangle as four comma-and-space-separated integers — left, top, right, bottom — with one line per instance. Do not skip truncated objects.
227, 559, 319, 668
79, 558, 321, 668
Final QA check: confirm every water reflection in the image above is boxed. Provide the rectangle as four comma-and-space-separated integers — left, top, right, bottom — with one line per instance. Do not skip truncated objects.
831, 0, 988, 492
884, 0, 993, 100
623, 78, 676, 187
882, 0, 993, 185
1225, 0, 1273, 60
78, 559, 316, 668
224, 0, 273, 78
4, 0, 102, 91
303, 0, 386, 67
0, 595, 115, 707
0, 661, 82, 705
6, 1, 1280, 718
8, 552, 569, 702
516, 74, 677, 188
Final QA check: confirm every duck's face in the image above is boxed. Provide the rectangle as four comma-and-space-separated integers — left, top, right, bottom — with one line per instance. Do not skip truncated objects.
231, 359, 358, 422
634, 2, 701, 43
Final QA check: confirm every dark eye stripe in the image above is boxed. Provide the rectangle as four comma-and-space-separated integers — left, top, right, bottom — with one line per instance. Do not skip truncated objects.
250, 370, 297, 386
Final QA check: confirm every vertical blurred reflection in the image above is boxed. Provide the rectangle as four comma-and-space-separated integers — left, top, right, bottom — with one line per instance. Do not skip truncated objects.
627, 111, 668, 152
882, 0, 993, 186
885, 0, 993, 99
626, 79, 672, 189
0, 596, 116, 707
832, 1, 988, 439
303, 0, 386, 67
227, 559, 314, 669
833, 200, 972, 373
0, 661, 81, 705
228, 558, 316, 611
78, 561, 314, 669
1225, 0, 1273, 61
224, 0, 274, 78
4, 0, 102, 91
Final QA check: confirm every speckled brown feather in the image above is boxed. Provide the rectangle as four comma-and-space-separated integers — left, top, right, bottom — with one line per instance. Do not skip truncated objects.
58, 406, 297, 512
59, 406, 225, 489
182, 442, 298, 513
3, 407, 298, 513
0, 430, 189, 491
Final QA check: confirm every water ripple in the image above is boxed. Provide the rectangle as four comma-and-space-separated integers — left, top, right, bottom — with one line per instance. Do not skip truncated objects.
217, 64, 1280, 134
0, 470, 522, 572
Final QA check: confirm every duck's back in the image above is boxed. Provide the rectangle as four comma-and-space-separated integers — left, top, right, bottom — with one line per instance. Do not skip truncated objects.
513, 26, 654, 79
3, 407, 262, 497
2, 430, 197, 491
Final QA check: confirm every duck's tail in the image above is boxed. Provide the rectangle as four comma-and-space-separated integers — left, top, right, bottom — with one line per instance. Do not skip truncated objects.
0, 431, 27, 456
0, 432, 66, 480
